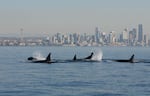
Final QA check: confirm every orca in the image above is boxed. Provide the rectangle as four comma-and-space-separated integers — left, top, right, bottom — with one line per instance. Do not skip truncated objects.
84, 52, 94, 59
112, 54, 134, 63
28, 53, 52, 63
28, 57, 37, 61
27, 52, 99, 64
73, 52, 94, 61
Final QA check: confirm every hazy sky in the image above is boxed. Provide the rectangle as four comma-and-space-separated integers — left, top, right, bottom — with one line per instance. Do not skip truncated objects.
0, 0, 150, 37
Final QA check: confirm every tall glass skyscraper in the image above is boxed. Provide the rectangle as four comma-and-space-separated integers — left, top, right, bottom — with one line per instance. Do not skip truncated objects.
138, 24, 143, 42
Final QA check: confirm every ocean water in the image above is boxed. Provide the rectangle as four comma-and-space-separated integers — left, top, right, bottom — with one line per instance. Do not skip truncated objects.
0, 46, 150, 96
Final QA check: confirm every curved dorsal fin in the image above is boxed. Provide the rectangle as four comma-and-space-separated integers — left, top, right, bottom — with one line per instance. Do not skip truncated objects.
84, 52, 94, 59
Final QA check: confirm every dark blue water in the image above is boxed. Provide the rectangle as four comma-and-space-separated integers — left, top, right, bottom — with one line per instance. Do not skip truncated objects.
0, 46, 150, 96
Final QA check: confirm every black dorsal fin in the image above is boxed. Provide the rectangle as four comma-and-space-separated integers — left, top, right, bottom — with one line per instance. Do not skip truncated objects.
73, 54, 77, 60
129, 54, 134, 63
46, 53, 51, 62
84, 52, 94, 59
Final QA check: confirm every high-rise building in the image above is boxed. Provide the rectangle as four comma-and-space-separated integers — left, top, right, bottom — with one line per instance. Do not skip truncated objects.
138, 24, 143, 42
128, 28, 137, 46
73, 33, 79, 44
129, 31, 134, 46
144, 34, 148, 46
95, 27, 100, 43
122, 28, 128, 41
132, 28, 137, 41
108, 31, 116, 44
69, 34, 74, 44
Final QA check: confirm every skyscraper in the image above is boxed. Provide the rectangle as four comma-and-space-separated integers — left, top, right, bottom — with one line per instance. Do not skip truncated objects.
138, 24, 143, 42
132, 28, 137, 40
95, 27, 100, 43
108, 31, 116, 44
144, 34, 148, 46
122, 28, 128, 41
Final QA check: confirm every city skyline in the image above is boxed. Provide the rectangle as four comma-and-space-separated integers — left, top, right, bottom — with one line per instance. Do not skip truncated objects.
0, 24, 149, 47
0, 0, 150, 37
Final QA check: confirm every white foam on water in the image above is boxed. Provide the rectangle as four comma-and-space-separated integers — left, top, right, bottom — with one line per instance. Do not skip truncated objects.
32, 51, 45, 60
91, 49, 103, 61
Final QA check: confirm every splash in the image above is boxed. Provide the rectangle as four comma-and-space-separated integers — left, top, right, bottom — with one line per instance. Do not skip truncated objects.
91, 49, 103, 61
32, 51, 45, 60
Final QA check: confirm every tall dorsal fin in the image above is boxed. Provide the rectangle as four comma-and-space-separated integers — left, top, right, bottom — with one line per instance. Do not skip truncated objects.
46, 53, 51, 61
73, 54, 77, 60
129, 54, 134, 63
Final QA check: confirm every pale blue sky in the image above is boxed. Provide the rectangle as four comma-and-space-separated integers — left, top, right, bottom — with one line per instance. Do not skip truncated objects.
0, 0, 150, 37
